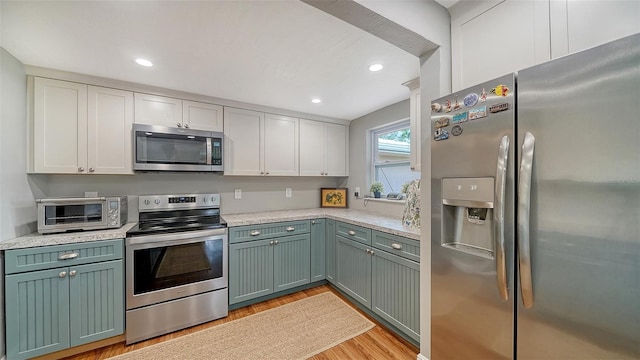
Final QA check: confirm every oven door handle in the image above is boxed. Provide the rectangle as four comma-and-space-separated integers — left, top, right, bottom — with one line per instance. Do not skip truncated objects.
126, 228, 228, 247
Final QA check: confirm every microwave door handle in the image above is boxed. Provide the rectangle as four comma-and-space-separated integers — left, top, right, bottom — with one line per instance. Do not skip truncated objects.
206, 138, 212, 165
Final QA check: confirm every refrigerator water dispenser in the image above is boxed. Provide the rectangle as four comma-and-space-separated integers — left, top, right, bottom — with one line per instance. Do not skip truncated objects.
441, 177, 495, 259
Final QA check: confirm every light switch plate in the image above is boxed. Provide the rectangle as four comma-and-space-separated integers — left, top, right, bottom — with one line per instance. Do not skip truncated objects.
285, 188, 292, 198
234, 189, 242, 200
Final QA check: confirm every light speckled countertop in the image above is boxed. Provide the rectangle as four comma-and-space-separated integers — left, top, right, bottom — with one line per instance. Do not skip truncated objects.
223, 208, 420, 241
0, 223, 137, 250
0, 209, 420, 250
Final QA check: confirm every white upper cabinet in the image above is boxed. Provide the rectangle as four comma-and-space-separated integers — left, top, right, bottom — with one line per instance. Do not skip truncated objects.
264, 113, 299, 176
551, 0, 640, 58
299, 119, 348, 177
223, 107, 264, 175
31, 77, 133, 174
134, 93, 183, 128
183, 100, 223, 132
224, 108, 299, 176
451, 0, 639, 90
87, 86, 134, 174
134, 94, 223, 131
451, 0, 550, 91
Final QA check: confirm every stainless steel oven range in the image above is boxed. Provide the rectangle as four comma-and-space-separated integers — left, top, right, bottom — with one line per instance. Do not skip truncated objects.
125, 193, 227, 344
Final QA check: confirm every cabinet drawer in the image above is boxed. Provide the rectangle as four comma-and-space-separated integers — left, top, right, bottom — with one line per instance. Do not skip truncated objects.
336, 221, 371, 245
4, 239, 124, 275
372, 231, 420, 262
229, 220, 310, 243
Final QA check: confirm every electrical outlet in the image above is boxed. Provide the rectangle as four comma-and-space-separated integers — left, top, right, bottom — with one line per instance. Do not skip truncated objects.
285, 188, 292, 198
355, 187, 360, 198
234, 188, 242, 200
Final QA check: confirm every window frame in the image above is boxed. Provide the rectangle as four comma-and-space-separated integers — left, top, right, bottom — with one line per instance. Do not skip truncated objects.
370, 118, 413, 195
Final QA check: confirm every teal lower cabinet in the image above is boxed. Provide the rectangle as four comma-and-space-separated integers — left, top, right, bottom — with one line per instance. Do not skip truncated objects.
310, 219, 326, 282
334, 223, 420, 344
229, 221, 311, 305
371, 249, 420, 343
4, 239, 124, 360
325, 219, 336, 284
336, 235, 372, 308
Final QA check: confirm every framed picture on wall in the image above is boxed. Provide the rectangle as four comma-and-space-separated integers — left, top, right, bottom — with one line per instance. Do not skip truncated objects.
320, 188, 348, 208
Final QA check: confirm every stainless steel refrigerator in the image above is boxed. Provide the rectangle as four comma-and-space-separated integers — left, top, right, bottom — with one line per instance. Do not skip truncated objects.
430, 33, 639, 359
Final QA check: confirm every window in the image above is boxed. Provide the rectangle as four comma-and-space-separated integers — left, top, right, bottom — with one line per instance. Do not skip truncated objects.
371, 120, 420, 195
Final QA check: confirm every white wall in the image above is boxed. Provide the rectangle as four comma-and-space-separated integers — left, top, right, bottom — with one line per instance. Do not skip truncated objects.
1, 46, 35, 360
343, 99, 410, 218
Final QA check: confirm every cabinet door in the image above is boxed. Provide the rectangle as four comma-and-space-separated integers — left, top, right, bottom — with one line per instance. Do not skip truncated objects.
87, 86, 133, 175
264, 113, 299, 176
325, 219, 336, 284
371, 250, 420, 342
229, 239, 273, 304
324, 123, 348, 176
310, 219, 326, 282
33, 77, 88, 174
134, 93, 183, 128
336, 236, 372, 309
299, 119, 325, 176
69, 260, 124, 347
183, 100, 223, 132
223, 107, 264, 175
5, 268, 70, 359
273, 234, 310, 292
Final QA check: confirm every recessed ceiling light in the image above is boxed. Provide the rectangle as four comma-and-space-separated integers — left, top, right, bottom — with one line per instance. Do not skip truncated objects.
135, 58, 153, 67
311, 98, 322, 104
369, 64, 383, 72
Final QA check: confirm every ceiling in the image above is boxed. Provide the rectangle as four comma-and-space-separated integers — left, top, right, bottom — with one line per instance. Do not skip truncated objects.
1, 1, 424, 121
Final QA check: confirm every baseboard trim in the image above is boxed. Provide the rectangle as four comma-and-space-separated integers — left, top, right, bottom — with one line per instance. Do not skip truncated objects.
417, 353, 429, 360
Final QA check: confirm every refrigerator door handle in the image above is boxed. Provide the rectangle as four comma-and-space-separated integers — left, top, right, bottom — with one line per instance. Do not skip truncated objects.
518, 132, 536, 309
494, 135, 509, 301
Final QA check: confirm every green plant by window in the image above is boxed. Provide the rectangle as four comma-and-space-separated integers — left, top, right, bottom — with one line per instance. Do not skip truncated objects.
369, 181, 384, 194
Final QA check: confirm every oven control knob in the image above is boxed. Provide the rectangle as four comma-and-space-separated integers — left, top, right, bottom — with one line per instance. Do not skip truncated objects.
203, 196, 208, 203
154, 199, 161, 205
144, 200, 150, 206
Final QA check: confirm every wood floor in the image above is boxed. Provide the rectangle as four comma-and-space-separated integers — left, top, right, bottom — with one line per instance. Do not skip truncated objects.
62, 285, 419, 360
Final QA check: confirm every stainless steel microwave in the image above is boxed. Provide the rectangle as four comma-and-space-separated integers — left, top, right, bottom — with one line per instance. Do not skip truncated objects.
133, 124, 223, 172
36, 196, 128, 234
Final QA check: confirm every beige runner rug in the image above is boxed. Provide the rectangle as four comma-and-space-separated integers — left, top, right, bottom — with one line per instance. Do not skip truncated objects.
111, 292, 374, 360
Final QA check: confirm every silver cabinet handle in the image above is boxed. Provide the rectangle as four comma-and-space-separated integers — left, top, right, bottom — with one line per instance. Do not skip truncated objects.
391, 243, 402, 250
69, 270, 77, 277
270, 240, 274, 245
518, 132, 536, 309
311, 220, 316, 225
494, 135, 510, 301
77, 167, 84, 172
177, 123, 182, 128
348, 230, 356, 236
58, 252, 79, 260
286, 226, 295, 232
260, 171, 264, 175
184, 124, 189, 129
365, 249, 370, 254
250, 230, 261, 236
89, 168, 95, 173
59, 271, 67, 278
369, 249, 374, 256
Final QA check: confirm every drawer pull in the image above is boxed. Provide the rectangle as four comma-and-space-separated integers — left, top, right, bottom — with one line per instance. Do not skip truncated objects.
274, 240, 279, 245
348, 230, 356, 236
59, 271, 67, 278
391, 243, 403, 250
270, 240, 274, 245
250, 230, 261, 236
59, 252, 79, 260
69, 270, 77, 277
286, 226, 295, 232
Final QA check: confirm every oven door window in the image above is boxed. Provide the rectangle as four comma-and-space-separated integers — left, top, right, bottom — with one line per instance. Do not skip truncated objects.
133, 239, 223, 294
135, 132, 208, 165
44, 204, 104, 226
